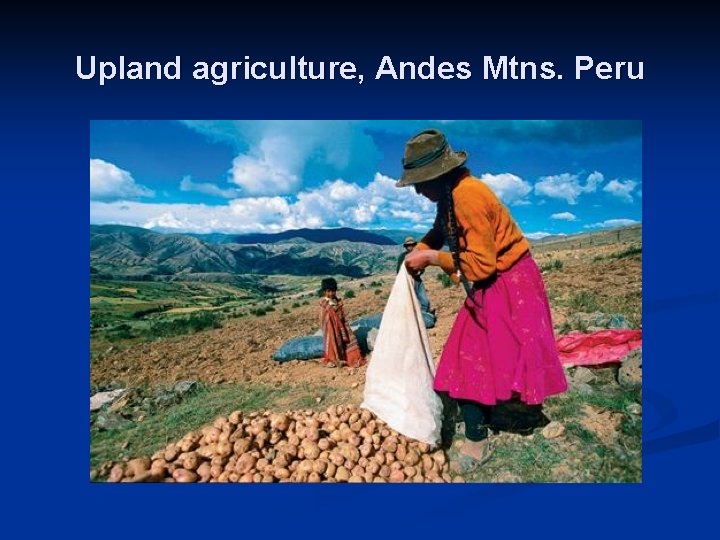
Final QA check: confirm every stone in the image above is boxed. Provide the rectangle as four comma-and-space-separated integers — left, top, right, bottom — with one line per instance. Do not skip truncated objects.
572, 367, 597, 385
90, 389, 127, 412
626, 403, 642, 415
618, 349, 642, 389
173, 380, 198, 396
95, 411, 132, 431
542, 421, 566, 439
572, 382, 594, 395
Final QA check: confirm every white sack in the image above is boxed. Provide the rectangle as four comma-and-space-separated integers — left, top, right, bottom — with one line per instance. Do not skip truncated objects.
361, 266, 443, 446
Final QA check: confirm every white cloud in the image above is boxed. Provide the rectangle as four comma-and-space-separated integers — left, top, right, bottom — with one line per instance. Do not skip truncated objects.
551, 212, 578, 221
585, 218, 639, 229
603, 178, 638, 203
525, 231, 553, 240
91, 171, 438, 234
183, 120, 381, 197
534, 171, 604, 205
179, 176, 241, 198
90, 159, 154, 201
478, 173, 532, 205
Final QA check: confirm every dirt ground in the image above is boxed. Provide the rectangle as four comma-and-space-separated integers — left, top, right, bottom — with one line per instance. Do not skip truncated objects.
90, 236, 641, 394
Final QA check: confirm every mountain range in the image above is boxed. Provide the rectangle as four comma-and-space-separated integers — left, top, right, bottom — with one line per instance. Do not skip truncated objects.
90, 225, 400, 281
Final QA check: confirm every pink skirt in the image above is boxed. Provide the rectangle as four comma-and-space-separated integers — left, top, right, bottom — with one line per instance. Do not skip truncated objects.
434, 253, 568, 405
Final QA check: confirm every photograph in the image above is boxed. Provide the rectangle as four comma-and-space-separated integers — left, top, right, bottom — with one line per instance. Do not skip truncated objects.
90, 120, 642, 483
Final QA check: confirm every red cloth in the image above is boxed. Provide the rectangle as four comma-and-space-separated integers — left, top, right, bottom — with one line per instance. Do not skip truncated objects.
319, 297, 366, 368
556, 329, 642, 366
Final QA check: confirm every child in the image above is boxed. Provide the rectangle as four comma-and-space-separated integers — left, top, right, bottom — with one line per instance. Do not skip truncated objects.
319, 277, 366, 368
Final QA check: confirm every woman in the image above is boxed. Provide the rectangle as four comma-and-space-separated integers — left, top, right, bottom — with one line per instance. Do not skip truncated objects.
399, 129, 567, 468
319, 277, 366, 368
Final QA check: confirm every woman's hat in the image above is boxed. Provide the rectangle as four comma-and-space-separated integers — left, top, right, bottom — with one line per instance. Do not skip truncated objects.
403, 236, 418, 247
321, 277, 338, 291
396, 129, 467, 187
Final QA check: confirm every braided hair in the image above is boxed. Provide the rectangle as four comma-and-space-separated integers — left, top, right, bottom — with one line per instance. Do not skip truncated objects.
437, 168, 483, 310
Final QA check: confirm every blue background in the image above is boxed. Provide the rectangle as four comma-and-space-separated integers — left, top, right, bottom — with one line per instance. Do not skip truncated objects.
2, 5, 717, 538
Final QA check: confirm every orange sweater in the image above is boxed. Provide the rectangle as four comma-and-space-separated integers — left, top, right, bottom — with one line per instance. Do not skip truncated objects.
417, 174, 530, 282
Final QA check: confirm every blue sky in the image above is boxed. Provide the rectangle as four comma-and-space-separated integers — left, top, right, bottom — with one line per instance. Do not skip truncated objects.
90, 120, 641, 239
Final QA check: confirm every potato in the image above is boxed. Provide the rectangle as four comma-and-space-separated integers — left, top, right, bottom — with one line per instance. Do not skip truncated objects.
213, 416, 229, 430
297, 460, 314, 475
335, 466, 350, 482
228, 410, 243, 425
351, 465, 365, 477
210, 464, 224, 479
318, 438, 331, 451
366, 461, 380, 475
303, 442, 321, 460
107, 464, 124, 483
330, 451, 345, 466
269, 431, 283, 445
269, 414, 290, 432
325, 463, 337, 479
389, 470, 405, 483
203, 427, 221, 444
150, 459, 168, 478
179, 434, 200, 453
382, 440, 397, 453
395, 445, 407, 461
197, 462, 212, 482
274, 468, 290, 480
236, 453, 258, 474
404, 450, 420, 466
422, 454, 434, 473
253, 473, 263, 483
379, 465, 390, 478
390, 461, 403, 472
163, 445, 179, 462
373, 477, 387, 483
182, 452, 200, 471
308, 472, 322, 483
432, 450, 447, 466
403, 466, 417, 478
126, 457, 151, 477
228, 472, 240, 483
360, 410, 373, 422
172, 468, 198, 483
348, 475, 364, 483
211, 455, 228, 468
239, 473, 254, 483
313, 460, 328, 475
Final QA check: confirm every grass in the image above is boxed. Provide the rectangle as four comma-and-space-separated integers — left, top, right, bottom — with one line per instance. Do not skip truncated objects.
568, 290, 601, 312
90, 382, 354, 469
453, 383, 642, 483
540, 259, 564, 273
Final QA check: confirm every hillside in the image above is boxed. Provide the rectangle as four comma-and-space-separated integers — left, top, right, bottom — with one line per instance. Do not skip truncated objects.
91, 225, 642, 483
90, 225, 398, 279
191, 227, 398, 245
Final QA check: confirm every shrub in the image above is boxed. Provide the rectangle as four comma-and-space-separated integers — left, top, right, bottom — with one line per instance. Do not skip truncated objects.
437, 273, 452, 288
292, 302, 301, 308
540, 259, 564, 273
568, 291, 600, 312
344, 289, 356, 299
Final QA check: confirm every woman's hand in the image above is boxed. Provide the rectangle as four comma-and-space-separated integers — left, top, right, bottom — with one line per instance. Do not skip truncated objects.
405, 249, 439, 274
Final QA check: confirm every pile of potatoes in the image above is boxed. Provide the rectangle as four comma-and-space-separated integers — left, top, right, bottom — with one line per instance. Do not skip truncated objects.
97, 404, 462, 483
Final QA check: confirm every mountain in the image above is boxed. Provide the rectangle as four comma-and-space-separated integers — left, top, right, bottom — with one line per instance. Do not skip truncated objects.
90, 225, 398, 281
191, 227, 397, 246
